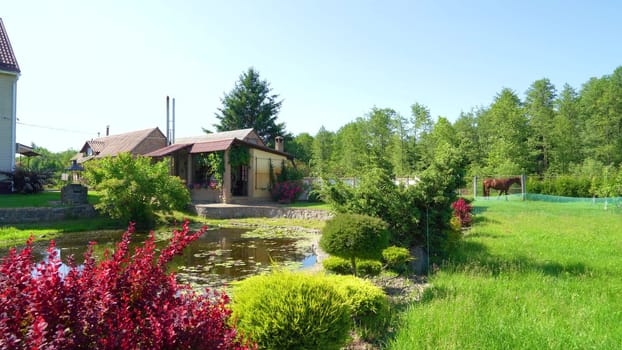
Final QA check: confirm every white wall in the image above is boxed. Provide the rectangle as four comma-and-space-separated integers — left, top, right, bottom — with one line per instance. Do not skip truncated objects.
0, 72, 17, 172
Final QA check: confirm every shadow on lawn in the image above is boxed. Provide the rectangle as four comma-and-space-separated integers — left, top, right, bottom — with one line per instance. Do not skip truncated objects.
421, 237, 592, 304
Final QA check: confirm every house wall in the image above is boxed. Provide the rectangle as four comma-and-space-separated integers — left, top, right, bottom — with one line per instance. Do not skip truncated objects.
249, 149, 288, 199
132, 129, 167, 155
0, 72, 17, 172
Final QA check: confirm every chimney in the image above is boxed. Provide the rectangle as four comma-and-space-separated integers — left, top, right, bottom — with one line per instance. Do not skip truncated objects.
106, 125, 110, 136
275, 136, 284, 152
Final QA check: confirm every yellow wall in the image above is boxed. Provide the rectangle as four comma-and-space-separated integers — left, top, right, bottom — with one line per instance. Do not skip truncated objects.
250, 149, 288, 199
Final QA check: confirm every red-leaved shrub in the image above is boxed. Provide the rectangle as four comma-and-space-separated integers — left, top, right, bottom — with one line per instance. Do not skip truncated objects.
271, 180, 304, 203
0, 221, 255, 350
451, 198, 473, 227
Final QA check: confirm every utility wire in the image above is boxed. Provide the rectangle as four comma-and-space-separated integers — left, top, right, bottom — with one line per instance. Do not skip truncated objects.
16, 120, 97, 135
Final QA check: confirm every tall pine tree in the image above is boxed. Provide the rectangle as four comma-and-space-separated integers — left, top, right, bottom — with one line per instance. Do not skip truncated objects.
212, 67, 288, 145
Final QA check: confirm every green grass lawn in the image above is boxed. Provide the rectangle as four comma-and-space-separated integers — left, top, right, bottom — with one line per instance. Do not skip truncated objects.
388, 200, 622, 349
285, 201, 332, 211
0, 191, 101, 208
0, 217, 122, 246
0, 191, 62, 208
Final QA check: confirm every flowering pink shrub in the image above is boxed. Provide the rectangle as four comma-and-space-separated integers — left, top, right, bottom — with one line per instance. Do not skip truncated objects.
271, 180, 304, 203
451, 198, 473, 227
0, 222, 255, 350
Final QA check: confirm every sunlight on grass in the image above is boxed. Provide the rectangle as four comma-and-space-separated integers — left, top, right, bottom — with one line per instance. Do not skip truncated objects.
0, 191, 61, 208
389, 200, 622, 349
0, 190, 102, 208
0, 217, 122, 247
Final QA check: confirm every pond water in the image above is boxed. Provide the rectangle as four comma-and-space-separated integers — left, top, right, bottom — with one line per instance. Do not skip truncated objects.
0, 226, 318, 290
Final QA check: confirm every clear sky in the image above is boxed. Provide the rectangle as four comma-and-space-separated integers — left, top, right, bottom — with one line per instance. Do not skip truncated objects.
3, 0, 621, 152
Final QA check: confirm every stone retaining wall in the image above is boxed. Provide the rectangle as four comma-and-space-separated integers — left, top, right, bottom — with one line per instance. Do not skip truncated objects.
193, 205, 333, 220
0, 205, 98, 224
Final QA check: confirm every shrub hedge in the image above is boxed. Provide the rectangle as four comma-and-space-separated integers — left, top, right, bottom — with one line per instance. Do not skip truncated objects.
322, 256, 382, 276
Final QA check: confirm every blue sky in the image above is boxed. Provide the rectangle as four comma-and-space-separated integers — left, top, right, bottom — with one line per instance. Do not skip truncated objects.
3, 1, 622, 152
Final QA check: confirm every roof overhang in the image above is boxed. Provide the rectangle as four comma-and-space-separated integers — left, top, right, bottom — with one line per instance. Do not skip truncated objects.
189, 139, 235, 154
16, 143, 39, 157
145, 137, 294, 160
145, 143, 192, 157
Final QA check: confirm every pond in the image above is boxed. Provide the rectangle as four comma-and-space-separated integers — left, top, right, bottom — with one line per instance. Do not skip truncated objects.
0, 226, 318, 290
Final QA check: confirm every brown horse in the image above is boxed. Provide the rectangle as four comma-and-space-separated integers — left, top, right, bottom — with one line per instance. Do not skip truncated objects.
483, 177, 522, 198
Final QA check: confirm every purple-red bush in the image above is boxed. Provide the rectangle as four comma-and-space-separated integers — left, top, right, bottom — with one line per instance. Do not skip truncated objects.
451, 198, 473, 228
0, 222, 255, 350
271, 180, 304, 203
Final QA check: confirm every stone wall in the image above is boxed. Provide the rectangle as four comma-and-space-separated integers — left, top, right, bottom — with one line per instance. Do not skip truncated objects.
0, 205, 97, 224
193, 204, 333, 221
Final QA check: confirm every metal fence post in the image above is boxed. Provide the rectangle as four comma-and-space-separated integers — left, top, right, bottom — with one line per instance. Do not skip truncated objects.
521, 174, 527, 201
473, 176, 478, 200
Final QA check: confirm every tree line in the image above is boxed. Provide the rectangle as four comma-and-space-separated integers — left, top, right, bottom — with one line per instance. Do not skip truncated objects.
288, 66, 622, 180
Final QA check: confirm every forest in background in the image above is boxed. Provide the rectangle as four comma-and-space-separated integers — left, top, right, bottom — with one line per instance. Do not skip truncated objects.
287, 66, 622, 181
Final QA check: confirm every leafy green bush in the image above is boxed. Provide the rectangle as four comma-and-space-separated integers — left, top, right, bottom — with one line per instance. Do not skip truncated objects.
320, 213, 389, 275
320, 167, 418, 245
84, 153, 190, 228
526, 176, 592, 197
306, 184, 323, 202
320, 163, 465, 263
330, 275, 390, 342
382, 246, 413, 273
231, 271, 352, 350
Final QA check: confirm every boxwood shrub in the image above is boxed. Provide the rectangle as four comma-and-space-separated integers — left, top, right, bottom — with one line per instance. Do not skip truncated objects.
232, 271, 390, 347
231, 271, 352, 350
330, 275, 391, 342
323, 256, 382, 276
382, 246, 413, 273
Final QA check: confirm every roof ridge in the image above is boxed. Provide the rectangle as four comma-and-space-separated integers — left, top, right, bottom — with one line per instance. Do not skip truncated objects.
0, 18, 20, 74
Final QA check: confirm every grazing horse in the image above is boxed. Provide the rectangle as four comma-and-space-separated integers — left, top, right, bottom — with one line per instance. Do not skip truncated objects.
483, 177, 521, 198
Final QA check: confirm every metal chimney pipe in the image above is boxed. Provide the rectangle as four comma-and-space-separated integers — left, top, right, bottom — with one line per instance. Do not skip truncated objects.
106, 125, 110, 136
172, 97, 176, 144
166, 96, 170, 145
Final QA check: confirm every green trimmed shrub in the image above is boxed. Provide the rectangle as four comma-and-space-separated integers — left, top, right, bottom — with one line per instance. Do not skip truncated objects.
231, 271, 352, 350
382, 246, 413, 273
357, 259, 382, 276
320, 213, 389, 275
331, 275, 390, 342
322, 256, 352, 274
323, 256, 382, 276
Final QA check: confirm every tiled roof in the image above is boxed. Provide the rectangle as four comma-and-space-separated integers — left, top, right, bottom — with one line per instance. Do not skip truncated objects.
0, 18, 20, 74
189, 139, 235, 154
75, 127, 167, 163
176, 128, 257, 144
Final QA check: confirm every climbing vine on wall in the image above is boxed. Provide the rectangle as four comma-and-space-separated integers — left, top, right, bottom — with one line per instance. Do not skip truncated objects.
229, 145, 250, 168
206, 152, 225, 183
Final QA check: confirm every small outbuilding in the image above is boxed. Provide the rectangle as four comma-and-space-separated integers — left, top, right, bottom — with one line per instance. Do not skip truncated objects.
146, 128, 294, 203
